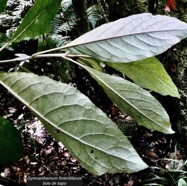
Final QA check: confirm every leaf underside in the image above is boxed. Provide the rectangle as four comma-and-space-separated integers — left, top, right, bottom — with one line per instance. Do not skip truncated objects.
84, 66, 174, 134
107, 57, 180, 97
64, 13, 187, 63
0, 72, 148, 175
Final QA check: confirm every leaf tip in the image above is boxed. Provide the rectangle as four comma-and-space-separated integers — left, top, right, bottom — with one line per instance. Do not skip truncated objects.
172, 88, 180, 98
166, 128, 175, 134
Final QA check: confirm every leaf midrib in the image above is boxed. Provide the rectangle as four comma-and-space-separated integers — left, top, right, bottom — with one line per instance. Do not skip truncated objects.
0, 76, 136, 164
64, 28, 184, 49
86, 68, 169, 129
12, 9, 46, 42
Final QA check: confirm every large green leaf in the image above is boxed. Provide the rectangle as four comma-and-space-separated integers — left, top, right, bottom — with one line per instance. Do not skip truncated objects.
12, 0, 61, 42
0, 0, 8, 14
64, 13, 187, 63
84, 66, 174, 134
0, 117, 23, 164
107, 57, 180, 97
0, 72, 148, 175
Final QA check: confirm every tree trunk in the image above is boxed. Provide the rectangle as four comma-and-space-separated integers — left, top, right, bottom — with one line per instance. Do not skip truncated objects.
106, 0, 145, 21
156, 0, 187, 137
168, 1, 187, 137
72, 0, 90, 36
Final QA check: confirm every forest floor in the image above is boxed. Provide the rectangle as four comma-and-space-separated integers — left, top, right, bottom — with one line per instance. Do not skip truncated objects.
0, 82, 187, 186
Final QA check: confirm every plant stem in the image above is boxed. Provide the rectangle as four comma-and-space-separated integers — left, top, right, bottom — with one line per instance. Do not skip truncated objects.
0, 56, 32, 64
0, 53, 90, 64
0, 41, 12, 52
61, 55, 87, 69
36, 53, 90, 58
31, 46, 66, 57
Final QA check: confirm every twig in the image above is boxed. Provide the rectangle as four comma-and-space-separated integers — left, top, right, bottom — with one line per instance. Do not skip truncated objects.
61, 54, 86, 69
31, 46, 65, 57
0, 53, 90, 64
33, 53, 90, 59
0, 56, 32, 64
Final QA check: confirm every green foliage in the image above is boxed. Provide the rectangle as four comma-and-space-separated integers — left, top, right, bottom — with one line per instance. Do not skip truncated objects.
0, 117, 23, 164
1, 2, 187, 175
44, 1, 103, 49
0, 0, 8, 14
0, 33, 8, 47
12, 0, 61, 42
42, 0, 75, 49
143, 147, 187, 186
107, 57, 180, 97
143, 159, 187, 186
87, 4, 103, 29
84, 66, 174, 134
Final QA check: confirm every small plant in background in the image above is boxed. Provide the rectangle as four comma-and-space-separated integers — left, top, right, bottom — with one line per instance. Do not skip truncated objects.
144, 158, 187, 185
39, 0, 104, 50
1, 0, 187, 176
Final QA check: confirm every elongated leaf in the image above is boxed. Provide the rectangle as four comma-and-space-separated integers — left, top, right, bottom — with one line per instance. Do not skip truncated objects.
84, 66, 174, 134
64, 13, 187, 63
12, 0, 61, 42
0, 117, 23, 164
0, 0, 8, 14
0, 72, 148, 175
107, 57, 180, 97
